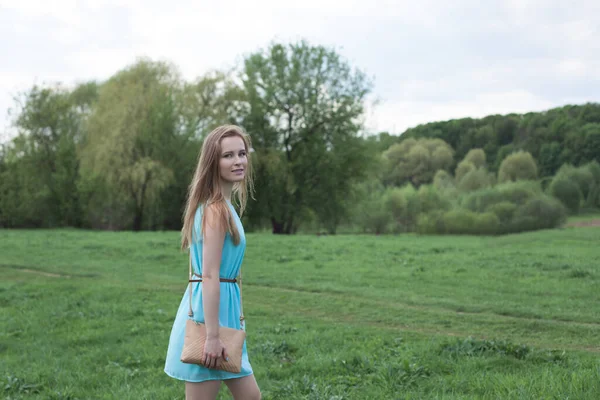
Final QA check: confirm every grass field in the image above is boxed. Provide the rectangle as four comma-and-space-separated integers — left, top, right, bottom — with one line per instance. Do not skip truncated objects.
1, 221, 599, 399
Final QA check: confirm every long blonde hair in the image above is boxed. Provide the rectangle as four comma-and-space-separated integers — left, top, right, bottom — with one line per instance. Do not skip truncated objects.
181, 125, 254, 249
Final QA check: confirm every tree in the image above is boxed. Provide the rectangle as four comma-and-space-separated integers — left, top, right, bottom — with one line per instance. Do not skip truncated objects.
399, 103, 600, 177
457, 168, 494, 191
0, 83, 95, 227
538, 141, 562, 177
581, 123, 600, 164
433, 169, 454, 190
238, 41, 373, 234
463, 148, 486, 169
455, 161, 475, 182
455, 148, 493, 191
549, 177, 582, 214
80, 59, 178, 230
382, 138, 454, 187
153, 71, 238, 230
498, 151, 538, 183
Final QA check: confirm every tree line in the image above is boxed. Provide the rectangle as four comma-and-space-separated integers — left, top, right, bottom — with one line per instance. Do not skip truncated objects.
0, 40, 598, 234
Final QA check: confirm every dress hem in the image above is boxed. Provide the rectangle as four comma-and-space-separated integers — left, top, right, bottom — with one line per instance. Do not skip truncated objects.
164, 368, 253, 383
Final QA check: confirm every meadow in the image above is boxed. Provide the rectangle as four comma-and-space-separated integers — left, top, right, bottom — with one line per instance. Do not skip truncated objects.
1, 221, 599, 399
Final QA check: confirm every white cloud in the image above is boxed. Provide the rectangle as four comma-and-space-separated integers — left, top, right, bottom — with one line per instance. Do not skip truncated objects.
1, 0, 599, 141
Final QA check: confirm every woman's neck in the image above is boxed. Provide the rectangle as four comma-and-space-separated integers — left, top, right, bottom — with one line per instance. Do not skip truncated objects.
221, 180, 233, 202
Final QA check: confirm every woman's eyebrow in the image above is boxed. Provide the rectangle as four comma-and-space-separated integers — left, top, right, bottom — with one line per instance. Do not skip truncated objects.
221, 149, 246, 155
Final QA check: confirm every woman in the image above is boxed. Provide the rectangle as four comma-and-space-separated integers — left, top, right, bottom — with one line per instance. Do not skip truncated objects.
164, 125, 261, 400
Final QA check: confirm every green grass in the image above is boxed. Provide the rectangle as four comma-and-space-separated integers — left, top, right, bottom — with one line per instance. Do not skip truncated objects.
1, 226, 600, 399
567, 211, 600, 223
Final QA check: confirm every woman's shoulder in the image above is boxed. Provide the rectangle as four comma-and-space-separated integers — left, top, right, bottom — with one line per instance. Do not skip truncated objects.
193, 202, 230, 238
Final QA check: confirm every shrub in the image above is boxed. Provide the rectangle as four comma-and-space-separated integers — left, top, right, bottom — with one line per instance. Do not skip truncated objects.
486, 201, 517, 225
584, 160, 600, 184
458, 168, 493, 192
354, 182, 391, 234
418, 185, 451, 214
511, 196, 567, 232
361, 198, 390, 234
474, 212, 500, 235
416, 211, 445, 235
433, 169, 454, 190
462, 181, 541, 213
438, 209, 500, 235
498, 151, 538, 182
548, 176, 582, 214
384, 187, 408, 233
496, 180, 542, 205
586, 183, 600, 208
555, 164, 595, 199
463, 148, 487, 169
398, 184, 421, 230
462, 187, 503, 213
415, 194, 563, 235
455, 160, 476, 182
439, 209, 499, 235
442, 209, 478, 234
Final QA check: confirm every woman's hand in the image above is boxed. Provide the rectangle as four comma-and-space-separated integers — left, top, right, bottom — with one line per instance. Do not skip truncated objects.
203, 336, 229, 369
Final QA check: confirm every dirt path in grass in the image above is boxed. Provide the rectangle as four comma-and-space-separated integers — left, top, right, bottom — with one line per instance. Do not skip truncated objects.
19, 268, 70, 278
249, 283, 600, 353
252, 283, 600, 329
567, 219, 600, 227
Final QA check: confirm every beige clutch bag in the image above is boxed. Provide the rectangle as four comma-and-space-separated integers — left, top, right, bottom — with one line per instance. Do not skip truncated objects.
181, 319, 246, 373
180, 255, 246, 373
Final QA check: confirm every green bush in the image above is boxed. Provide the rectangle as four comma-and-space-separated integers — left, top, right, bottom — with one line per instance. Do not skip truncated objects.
474, 212, 501, 235
416, 211, 445, 235
381, 184, 449, 233
418, 185, 452, 214
548, 176, 582, 214
361, 198, 391, 234
398, 184, 421, 230
439, 209, 500, 235
486, 201, 517, 225
496, 180, 542, 205
583, 160, 600, 184
384, 187, 408, 233
586, 183, 600, 208
433, 169, 454, 190
555, 164, 595, 199
455, 160, 476, 182
511, 196, 567, 232
458, 168, 493, 192
354, 182, 391, 234
461, 187, 503, 213
498, 151, 538, 183
462, 181, 541, 213
442, 209, 478, 234
463, 149, 487, 169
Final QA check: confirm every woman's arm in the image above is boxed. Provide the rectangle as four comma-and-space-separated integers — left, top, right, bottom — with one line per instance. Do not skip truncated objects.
201, 204, 227, 367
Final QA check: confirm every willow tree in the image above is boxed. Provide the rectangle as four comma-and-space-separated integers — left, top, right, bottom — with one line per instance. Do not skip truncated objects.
80, 59, 178, 230
382, 138, 454, 187
238, 41, 373, 234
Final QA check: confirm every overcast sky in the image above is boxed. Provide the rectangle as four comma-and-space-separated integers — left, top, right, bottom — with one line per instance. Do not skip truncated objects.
1, 0, 598, 141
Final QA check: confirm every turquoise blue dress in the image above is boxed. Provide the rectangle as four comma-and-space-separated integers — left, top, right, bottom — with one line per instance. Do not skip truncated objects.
164, 201, 253, 382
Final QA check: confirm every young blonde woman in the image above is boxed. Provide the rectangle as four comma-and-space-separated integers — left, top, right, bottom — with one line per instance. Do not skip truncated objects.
164, 125, 261, 400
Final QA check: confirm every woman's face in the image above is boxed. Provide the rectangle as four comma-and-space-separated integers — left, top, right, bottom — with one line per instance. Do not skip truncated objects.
219, 135, 248, 184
